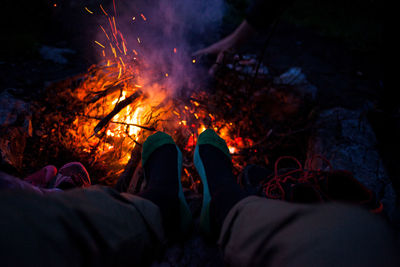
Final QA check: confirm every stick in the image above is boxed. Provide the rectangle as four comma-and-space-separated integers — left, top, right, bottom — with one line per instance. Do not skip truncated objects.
93, 90, 143, 135
114, 143, 142, 192
78, 114, 156, 131
87, 84, 123, 103
87, 76, 135, 103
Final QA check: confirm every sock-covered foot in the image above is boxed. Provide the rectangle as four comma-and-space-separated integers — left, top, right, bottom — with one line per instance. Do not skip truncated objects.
138, 144, 181, 237
52, 162, 91, 190
25, 165, 57, 187
198, 142, 248, 234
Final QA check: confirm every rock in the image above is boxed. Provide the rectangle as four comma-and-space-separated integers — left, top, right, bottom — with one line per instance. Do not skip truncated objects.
39, 45, 75, 64
226, 54, 269, 77
307, 107, 397, 217
0, 91, 32, 169
0, 90, 31, 128
274, 67, 317, 100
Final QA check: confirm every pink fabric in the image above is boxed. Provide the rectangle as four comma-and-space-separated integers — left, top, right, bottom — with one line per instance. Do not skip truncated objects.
25, 165, 57, 187
54, 162, 91, 188
1, 171, 61, 194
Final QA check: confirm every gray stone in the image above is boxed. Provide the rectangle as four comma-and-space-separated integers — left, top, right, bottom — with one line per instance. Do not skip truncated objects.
226, 54, 269, 77
0, 90, 31, 128
307, 107, 397, 217
0, 91, 32, 169
39, 45, 76, 64
274, 67, 317, 100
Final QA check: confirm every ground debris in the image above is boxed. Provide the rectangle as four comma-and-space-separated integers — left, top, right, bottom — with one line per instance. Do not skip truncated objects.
0, 91, 32, 172
307, 107, 397, 217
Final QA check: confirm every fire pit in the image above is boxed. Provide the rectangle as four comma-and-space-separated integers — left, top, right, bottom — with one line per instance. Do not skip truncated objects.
26, 70, 311, 189
18, 3, 312, 190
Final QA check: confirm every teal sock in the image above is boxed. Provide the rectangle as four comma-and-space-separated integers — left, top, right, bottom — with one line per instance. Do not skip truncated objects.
199, 144, 248, 233
138, 144, 180, 236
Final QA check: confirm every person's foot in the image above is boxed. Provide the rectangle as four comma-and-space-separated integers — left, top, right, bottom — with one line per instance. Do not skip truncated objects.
51, 162, 91, 190
194, 129, 248, 237
24, 165, 57, 187
138, 132, 192, 239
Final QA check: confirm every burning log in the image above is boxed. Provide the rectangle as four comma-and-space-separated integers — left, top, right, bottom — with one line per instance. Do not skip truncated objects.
86, 76, 136, 104
87, 84, 123, 104
78, 114, 156, 132
93, 90, 144, 135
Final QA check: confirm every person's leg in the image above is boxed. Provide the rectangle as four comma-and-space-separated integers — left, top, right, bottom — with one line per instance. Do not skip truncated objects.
219, 196, 399, 267
198, 144, 248, 233
0, 171, 61, 194
24, 165, 57, 187
194, 129, 249, 236
194, 129, 398, 266
137, 132, 192, 239
138, 144, 182, 236
0, 185, 165, 267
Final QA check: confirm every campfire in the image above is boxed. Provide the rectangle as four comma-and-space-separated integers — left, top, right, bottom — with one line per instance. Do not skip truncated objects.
23, 4, 311, 189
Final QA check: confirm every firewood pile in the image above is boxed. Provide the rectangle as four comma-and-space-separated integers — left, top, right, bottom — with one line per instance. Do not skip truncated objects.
20, 54, 314, 189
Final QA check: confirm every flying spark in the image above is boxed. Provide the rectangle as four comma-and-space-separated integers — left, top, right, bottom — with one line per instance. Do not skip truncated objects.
94, 41, 105, 48
85, 7, 93, 14
100, 4, 108, 16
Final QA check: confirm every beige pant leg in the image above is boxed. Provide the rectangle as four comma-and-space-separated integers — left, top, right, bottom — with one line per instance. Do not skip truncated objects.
219, 196, 398, 267
0, 186, 165, 267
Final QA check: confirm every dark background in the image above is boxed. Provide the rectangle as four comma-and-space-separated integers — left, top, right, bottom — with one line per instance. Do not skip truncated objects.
0, 0, 384, 106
